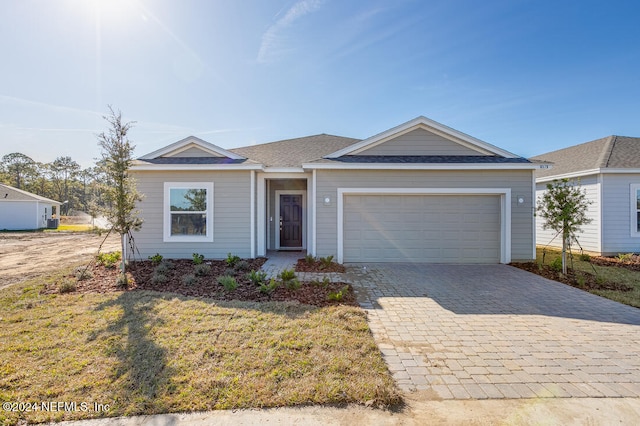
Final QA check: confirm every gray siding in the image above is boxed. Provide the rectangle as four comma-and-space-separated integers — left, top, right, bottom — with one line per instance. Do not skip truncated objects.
535, 176, 601, 253
357, 128, 484, 156
315, 169, 535, 262
166, 146, 222, 157
601, 174, 640, 255
131, 170, 252, 259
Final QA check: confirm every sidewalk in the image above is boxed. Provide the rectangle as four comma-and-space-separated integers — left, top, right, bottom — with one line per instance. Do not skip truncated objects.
49, 397, 640, 425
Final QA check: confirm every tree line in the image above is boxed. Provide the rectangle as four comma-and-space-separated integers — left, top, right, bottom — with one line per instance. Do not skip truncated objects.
0, 152, 110, 216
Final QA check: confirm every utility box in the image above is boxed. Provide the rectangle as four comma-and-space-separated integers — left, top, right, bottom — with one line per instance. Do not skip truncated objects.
47, 219, 60, 229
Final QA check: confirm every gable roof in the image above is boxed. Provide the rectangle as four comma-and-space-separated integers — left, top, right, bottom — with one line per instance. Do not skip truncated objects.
0, 183, 61, 204
325, 116, 521, 159
139, 136, 246, 160
531, 135, 640, 179
230, 134, 359, 167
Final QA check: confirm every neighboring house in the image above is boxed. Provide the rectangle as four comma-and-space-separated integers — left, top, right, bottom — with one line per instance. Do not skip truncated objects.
0, 183, 61, 230
531, 136, 640, 255
131, 116, 542, 264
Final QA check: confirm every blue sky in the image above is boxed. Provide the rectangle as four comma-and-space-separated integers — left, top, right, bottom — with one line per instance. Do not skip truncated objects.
1, 0, 639, 167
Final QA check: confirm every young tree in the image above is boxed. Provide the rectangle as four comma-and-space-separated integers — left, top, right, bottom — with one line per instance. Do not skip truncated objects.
537, 179, 592, 274
97, 107, 143, 282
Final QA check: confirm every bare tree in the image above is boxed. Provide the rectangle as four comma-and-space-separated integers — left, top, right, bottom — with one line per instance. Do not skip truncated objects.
97, 107, 143, 282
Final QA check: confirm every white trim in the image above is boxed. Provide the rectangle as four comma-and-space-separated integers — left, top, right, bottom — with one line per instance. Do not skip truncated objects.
275, 190, 306, 250
325, 116, 520, 159
304, 163, 541, 170
250, 171, 256, 258
631, 184, 640, 238
131, 163, 262, 171
597, 174, 604, 252
163, 182, 214, 243
140, 136, 245, 160
336, 188, 511, 264
536, 168, 640, 183
263, 167, 306, 173
257, 176, 266, 256
312, 169, 317, 256
532, 174, 536, 259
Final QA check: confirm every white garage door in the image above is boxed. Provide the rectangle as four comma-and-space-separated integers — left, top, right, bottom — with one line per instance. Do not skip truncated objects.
343, 194, 501, 263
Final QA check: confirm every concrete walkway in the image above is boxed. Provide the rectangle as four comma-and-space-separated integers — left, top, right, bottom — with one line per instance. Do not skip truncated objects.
346, 263, 640, 399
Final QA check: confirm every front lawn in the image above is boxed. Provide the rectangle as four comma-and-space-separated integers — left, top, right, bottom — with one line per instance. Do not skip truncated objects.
512, 247, 640, 308
0, 268, 400, 425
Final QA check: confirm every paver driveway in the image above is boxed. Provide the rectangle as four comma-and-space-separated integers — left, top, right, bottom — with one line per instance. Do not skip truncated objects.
346, 264, 640, 399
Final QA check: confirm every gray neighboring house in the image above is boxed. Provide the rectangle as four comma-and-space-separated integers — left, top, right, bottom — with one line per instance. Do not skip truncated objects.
532, 136, 640, 255
0, 183, 61, 230
131, 116, 542, 264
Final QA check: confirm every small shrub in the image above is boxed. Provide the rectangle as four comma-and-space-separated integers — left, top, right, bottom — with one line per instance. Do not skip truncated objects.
148, 253, 163, 265
247, 270, 268, 286
327, 285, 350, 302
115, 273, 128, 288
182, 274, 197, 285
617, 253, 634, 262
319, 255, 334, 270
59, 280, 76, 294
576, 275, 586, 287
225, 268, 237, 277
550, 257, 563, 272
304, 254, 316, 265
194, 263, 211, 277
218, 275, 238, 291
285, 278, 301, 290
279, 268, 296, 282
74, 266, 93, 281
259, 278, 279, 295
192, 253, 205, 265
311, 276, 331, 287
235, 260, 250, 272
152, 273, 168, 284
226, 252, 241, 267
578, 253, 591, 262
96, 251, 121, 269
155, 261, 174, 275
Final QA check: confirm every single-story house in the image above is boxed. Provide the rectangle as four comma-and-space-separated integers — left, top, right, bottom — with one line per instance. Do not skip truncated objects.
130, 116, 543, 264
0, 183, 61, 230
531, 135, 640, 255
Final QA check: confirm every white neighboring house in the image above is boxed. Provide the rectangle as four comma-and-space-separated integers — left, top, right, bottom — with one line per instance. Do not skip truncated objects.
531, 136, 640, 255
0, 183, 62, 230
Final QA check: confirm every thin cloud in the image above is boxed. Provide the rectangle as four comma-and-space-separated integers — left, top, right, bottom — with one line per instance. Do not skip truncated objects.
0, 95, 102, 118
257, 0, 324, 64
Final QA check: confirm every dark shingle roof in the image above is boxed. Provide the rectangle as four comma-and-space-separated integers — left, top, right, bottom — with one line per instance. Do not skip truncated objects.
230, 134, 360, 167
320, 155, 531, 164
531, 136, 640, 178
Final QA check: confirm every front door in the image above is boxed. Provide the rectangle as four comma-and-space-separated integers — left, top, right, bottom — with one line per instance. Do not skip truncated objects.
280, 194, 303, 248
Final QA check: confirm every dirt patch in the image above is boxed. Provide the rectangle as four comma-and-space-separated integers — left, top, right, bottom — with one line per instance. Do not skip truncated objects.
510, 262, 633, 292
0, 232, 120, 290
295, 258, 346, 273
44, 258, 358, 308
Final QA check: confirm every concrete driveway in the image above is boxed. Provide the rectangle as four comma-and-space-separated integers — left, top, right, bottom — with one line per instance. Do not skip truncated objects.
346, 264, 640, 399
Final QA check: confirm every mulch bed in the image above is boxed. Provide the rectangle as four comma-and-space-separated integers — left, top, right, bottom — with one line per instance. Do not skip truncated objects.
44, 258, 357, 307
590, 255, 640, 272
510, 262, 633, 292
294, 259, 346, 273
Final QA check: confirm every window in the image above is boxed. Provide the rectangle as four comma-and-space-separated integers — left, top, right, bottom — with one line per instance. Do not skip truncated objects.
632, 184, 640, 237
164, 182, 213, 242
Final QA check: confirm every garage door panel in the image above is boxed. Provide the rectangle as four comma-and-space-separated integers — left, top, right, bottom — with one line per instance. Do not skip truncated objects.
344, 194, 500, 263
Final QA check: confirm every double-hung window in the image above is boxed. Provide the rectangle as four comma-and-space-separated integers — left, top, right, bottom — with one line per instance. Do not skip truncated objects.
164, 182, 213, 242
633, 184, 640, 237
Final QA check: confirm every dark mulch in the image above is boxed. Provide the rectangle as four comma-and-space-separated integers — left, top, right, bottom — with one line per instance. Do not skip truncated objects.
510, 262, 633, 292
45, 258, 357, 307
295, 259, 346, 273
590, 255, 640, 272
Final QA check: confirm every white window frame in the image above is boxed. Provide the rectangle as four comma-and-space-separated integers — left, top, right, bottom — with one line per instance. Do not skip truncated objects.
631, 184, 640, 237
164, 182, 214, 242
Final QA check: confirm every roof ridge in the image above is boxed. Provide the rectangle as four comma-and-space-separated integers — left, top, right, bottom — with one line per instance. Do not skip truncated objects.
596, 135, 616, 168
229, 134, 359, 151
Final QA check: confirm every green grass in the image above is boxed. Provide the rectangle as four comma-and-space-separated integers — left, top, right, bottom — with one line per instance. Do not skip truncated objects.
536, 247, 640, 308
45, 224, 96, 232
0, 268, 400, 425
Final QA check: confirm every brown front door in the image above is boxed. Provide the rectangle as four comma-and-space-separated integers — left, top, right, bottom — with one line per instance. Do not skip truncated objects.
280, 194, 303, 248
